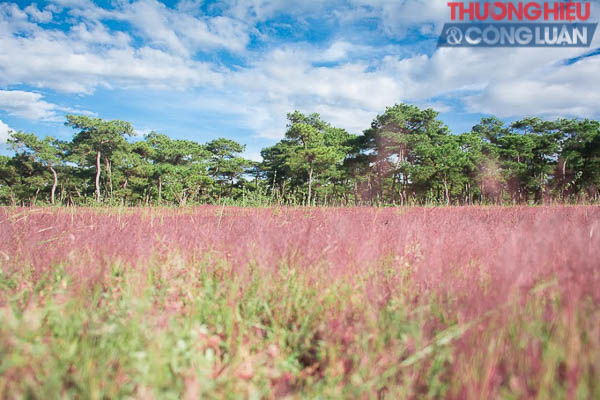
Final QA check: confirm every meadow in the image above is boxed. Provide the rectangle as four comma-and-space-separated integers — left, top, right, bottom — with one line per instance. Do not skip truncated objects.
0, 206, 599, 399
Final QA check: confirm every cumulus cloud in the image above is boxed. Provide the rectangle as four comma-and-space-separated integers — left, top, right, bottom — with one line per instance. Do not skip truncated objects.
223, 45, 401, 137
465, 56, 600, 117
0, 27, 223, 93
0, 90, 93, 121
348, 0, 449, 38
24, 3, 52, 23
59, 0, 250, 54
116, 0, 251, 55
0, 90, 63, 121
0, 119, 12, 143
217, 0, 329, 23
215, 0, 600, 132
0, 1, 229, 93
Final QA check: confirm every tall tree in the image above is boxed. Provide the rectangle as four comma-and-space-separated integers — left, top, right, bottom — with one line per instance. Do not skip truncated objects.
66, 116, 134, 202
8, 132, 63, 204
556, 119, 600, 200
510, 118, 560, 203
283, 111, 348, 205
206, 138, 249, 199
456, 132, 486, 204
362, 104, 450, 204
260, 140, 297, 202
134, 132, 209, 204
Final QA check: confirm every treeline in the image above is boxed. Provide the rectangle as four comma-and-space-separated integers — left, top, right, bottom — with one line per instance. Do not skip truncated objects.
1, 104, 599, 206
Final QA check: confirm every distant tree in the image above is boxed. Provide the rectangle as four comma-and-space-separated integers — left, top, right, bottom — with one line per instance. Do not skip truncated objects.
66, 116, 134, 202
510, 118, 560, 203
8, 132, 63, 204
0, 155, 18, 204
283, 111, 348, 205
111, 143, 152, 204
472, 117, 560, 203
555, 119, 600, 200
472, 116, 507, 145
362, 104, 451, 204
456, 132, 486, 204
134, 132, 210, 204
206, 138, 249, 199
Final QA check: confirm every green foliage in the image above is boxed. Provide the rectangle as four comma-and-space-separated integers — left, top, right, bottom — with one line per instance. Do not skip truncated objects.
2, 106, 600, 206
1, 245, 598, 398
272, 111, 353, 205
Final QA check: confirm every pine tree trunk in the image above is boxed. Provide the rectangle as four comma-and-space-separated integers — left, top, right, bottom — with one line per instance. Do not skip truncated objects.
158, 176, 162, 204
105, 157, 113, 200
95, 150, 101, 202
33, 188, 40, 206
49, 165, 57, 205
443, 174, 449, 205
391, 174, 396, 204
307, 166, 313, 206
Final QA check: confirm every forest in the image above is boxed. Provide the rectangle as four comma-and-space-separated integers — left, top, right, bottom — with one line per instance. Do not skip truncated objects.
2, 103, 599, 206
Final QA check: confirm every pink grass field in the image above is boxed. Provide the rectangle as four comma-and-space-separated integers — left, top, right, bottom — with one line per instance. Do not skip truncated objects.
1, 206, 599, 398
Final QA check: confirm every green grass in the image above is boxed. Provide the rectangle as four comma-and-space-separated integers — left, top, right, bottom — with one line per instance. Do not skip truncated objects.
1, 254, 598, 399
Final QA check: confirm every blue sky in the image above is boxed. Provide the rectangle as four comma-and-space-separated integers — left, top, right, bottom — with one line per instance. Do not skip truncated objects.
1, 0, 599, 160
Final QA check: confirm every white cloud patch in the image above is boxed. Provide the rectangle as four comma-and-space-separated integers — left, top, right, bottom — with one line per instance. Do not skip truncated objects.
218, 0, 328, 23
119, 0, 250, 54
70, 22, 131, 47
0, 90, 63, 121
224, 45, 403, 137
0, 90, 93, 121
63, 0, 250, 54
24, 3, 52, 23
0, 1, 228, 93
465, 56, 600, 117
0, 119, 12, 143
133, 127, 153, 137
185, 39, 600, 140
354, 0, 448, 38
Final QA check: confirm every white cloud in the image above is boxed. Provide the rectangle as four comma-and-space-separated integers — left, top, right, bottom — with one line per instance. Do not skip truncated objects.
220, 45, 401, 137
0, 1, 228, 93
372, 44, 600, 118
372, 0, 447, 38
0, 119, 12, 143
218, 0, 328, 22
0, 19, 224, 93
121, 0, 189, 55
0, 90, 62, 121
465, 56, 600, 117
332, 0, 448, 39
0, 90, 93, 121
208, 0, 600, 134
70, 22, 131, 47
64, 0, 251, 55
205, 40, 600, 139
24, 3, 52, 23
133, 127, 153, 137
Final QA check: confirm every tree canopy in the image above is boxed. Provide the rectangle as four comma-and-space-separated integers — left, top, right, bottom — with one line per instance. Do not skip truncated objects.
2, 105, 599, 206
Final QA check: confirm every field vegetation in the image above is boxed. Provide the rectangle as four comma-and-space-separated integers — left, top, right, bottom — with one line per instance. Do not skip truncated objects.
1, 206, 599, 398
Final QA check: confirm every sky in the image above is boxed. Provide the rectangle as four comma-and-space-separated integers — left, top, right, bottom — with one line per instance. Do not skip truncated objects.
0, 0, 599, 160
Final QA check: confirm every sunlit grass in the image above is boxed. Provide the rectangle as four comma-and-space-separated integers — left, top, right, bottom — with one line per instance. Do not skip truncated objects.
1, 206, 599, 398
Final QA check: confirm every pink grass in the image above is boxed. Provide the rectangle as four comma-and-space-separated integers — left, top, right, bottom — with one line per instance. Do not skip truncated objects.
1, 206, 599, 397
2, 206, 598, 308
